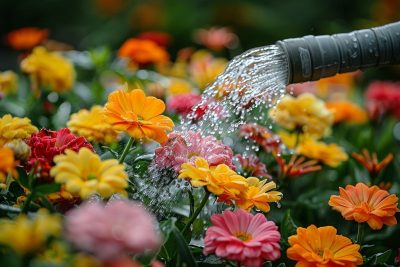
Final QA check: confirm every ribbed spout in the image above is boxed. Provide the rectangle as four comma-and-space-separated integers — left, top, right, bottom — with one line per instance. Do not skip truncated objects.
277, 21, 400, 84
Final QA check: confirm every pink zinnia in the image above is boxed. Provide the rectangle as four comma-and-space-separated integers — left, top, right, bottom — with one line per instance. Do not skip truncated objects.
365, 81, 400, 120
154, 131, 234, 172
26, 128, 93, 182
65, 200, 161, 261
167, 93, 202, 117
204, 209, 281, 267
235, 154, 271, 179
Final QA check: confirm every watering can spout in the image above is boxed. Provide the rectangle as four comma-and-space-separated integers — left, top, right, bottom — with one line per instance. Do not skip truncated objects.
277, 21, 400, 84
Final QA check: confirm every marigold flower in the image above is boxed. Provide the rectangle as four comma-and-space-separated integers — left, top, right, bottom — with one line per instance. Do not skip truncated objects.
204, 209, 281, 267
269, 93, 333, 138
179, 157, 247, 202
275, 154, 321, 178
50, 148, 128, 199
0, 114, 38, 146
0, 209, 61, 255
365, 81, 400, 120
287, 225, 363, 266
0, 70, 18, 95
0, 147, 18, 188
167, 93, 202, 117
235, 154, 270, 178
65, 200, 161, 260
326, 101, 368, 124
26, 128, 93, 182
194, 27, 238, 51
239, 123, 281, 153
189, 50, 227, 90
166, 78, 192, 96
104, 88, 174, 144
297, 139, 348, 167
21, 47, 75, 92
328, 183, 399, 230
6, 27, 48, 50
118, 38, 169, 66
68, 106, 120, 144
236, 177, 282, 212
154, 131, 234, 172
352, 149, 393, 178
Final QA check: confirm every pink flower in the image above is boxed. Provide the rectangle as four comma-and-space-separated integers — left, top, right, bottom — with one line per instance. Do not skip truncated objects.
65, 200, 161, 261
235, 154, 271, 179
194, 27, 238, 51
154, 131, 234, 172
204, 209, 281, 266
365, 81, 400, 120
167, 93, 202, 117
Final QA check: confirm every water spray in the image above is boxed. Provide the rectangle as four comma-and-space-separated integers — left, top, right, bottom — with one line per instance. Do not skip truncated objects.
277, 21, 400, 84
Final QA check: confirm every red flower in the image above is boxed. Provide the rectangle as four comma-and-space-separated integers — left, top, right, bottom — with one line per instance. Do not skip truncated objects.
239, 123, 281, 153
26, 128, 93, 182
365, 81, 400, 119
137, 31, 172, 47
235, 154, 270, 179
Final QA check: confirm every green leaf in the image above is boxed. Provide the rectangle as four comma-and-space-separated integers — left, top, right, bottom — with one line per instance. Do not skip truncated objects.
16, 166, 30, 189
171, 227, 198, 267
0, 245, 22, 267
365, 250, 392, 265
101, 146, 119, 159
160, 218, 177, 244
281, 209, 297, 247
34, 183, 61, 196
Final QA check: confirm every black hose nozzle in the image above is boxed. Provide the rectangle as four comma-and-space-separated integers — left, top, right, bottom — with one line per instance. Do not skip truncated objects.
277, 21, 400, 84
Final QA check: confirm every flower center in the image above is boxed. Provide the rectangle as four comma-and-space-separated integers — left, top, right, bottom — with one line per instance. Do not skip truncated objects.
87, 173, 97, 180
234, 232, 252, 242
188, 151, 200, 159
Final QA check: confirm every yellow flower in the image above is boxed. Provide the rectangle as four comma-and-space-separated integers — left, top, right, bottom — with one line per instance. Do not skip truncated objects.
67, 106, 119, 144
167, 78, 193, 96
269, 93, 333, 138
21, 46, 75, 92
0, 70, 18, 95
237, 177, 282, 213
72, 254, 103, 267
50, 148, 128, 199
297, 139, 348, 167
179, 157, 248, 202
189, 50, 227, 90
0, 147, 18, 189
0, 209, 61, 255
277, 130, 314, 149
0, 114, 38, 146
37, 242, 68, 264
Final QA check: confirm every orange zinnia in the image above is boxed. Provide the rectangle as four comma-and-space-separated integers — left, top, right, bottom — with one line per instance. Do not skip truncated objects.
326, 101, 368, 124
118, 38, 169, 66
329, 183, 399, 230
6, 27, 48, 50
104, 88, 174, 144
287, 225, 363, 267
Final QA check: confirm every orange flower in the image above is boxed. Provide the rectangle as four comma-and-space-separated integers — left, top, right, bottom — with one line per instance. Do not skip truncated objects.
6, 27, 48, 50
275, 154, 321, 178
329, 183, 399, 230
352, 150, 393, 177
118, 38, 169, 66
104, 88, 174, 144
0, 147, 18, 188
326, 101, 368, 124
287, 225, 363, 266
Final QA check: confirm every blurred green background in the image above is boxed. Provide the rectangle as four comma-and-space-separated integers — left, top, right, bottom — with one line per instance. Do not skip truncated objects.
1, 0, 399, 70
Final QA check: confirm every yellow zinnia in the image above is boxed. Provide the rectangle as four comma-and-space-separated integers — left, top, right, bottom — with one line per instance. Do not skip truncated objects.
269, 93, 333, 138
0, 209, 61, 255
21, 46, 75, 92
67, 106, 119, 144
179, 157, 248, 202
50, 148, 128, 199
0, 70, 18, 95
0, 114, 38, 146
297, 139, 348, 167
237, 177, 282, 213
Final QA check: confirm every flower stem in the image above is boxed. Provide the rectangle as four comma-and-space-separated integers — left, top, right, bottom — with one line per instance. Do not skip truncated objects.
356, 223, 365, 245
21, 192, 34, 213
182, 189, 211, 234
187, 190, 195, 217
118, 137, 134, 163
